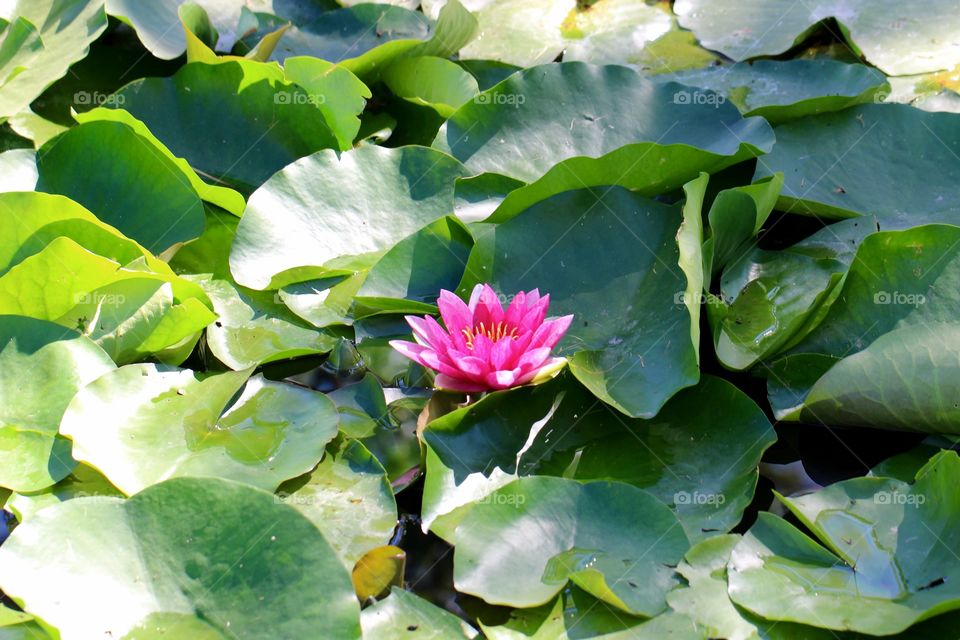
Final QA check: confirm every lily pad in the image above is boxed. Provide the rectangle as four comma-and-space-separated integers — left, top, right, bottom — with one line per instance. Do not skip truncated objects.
754, 104, 960, 228
74, 108, 246, 216
453, 476, 690, 616
674, 0, 960, 76
4, 464, 122, 522
712, 217, 873, 370
105, 0, 249, 59
113, 60, 338, 193
561, 0, 672, 66
353, 216, 474, 318
0, 315, 114, 492
422, 374, 775, 543
425, 0, 575, 67
276, 438, 397, 568
481, 586, 701, 640
765, 224, 960, 429
198, 277, 336, 370
436, 61, 774, 184
383, 56, 479, 118
0, 476, 361, 639
663, 59, 888, 124
459, 181, 703, 418
728, 451, 960, 635
61, 364, 340, 494
283, 56, 371, 150
0, 0, 108, 120
230, 144, 465, 290
361, 589, 479, 639
55, 278, 216, 365
36, 119, 206, 254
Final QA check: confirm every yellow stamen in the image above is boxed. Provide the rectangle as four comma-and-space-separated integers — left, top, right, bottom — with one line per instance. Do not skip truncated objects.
460, 321, 520, 350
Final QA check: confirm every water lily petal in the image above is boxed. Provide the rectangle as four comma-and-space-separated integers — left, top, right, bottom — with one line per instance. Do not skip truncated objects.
520, 294, 550, 331
522, 357, 568, 385
472, 283, 504, 328
448, 352, 489, 379
490, 336, 518, 370
529, 314, 574, 350
485, 368, 521, 389
503, 290, 527, 328
435, 373, 489, 393
438, 289, 473, 334
467, 283, 486, 313
517, 346, 551, 372
388, 340, 435, 369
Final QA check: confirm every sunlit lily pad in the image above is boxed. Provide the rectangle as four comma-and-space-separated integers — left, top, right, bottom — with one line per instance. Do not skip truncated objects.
61, 364, 339, 494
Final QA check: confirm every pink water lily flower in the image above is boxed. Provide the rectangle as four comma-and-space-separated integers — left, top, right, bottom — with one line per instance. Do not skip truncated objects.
390, 284, 573, 393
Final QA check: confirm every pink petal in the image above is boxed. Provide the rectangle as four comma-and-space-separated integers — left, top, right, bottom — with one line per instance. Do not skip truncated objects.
503, 290, 527, 327
529, 315, 574, 350
467, 283, 486, 313
516, 346, 551, 372
438, 289, 473, 333
490, 337, 518, 370
520, 294, 550, 331
389, 340, 436, 370
406, 315, 447, 349
448, 352, 490, 379
472, 284, 504, 327
471, 333, 494, 362
434, 373, 490, 393
516, 357, 567, 385
485, 368, 520, 389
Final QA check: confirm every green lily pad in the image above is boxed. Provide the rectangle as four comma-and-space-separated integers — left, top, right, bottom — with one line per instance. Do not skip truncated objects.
283, 56, 371, 150
459, 180, 703, 418
74, 108, 246, 216
0, 235, 212, 338
296, 0, 477, 82
423, 0, 575, 67
0, 315, 114, 492
754, 104, 960, 228
666, 534, 838, 640
113, 59, 338, 193
453, 476, 690, 616
198, 277, 336, 370
55, 278, 216, 365
353, 216, 474, 318
663, 60, 888, 124
713, 217, 873, 370
422, 374, 775, 543
383, 56, 479, 118
0, 0, 108, 120
765, 224, 960, 429
728, 451, 960, 635
804, 324, 960, 433
361, 589, 479, 639
0, 477, 361, 639
5, 463, 121, 522
674, 0, 960, 76
36, 119, 206, 254
702, 174, 783, 281
481, 586, 702, 640
276, 438, 397, 568
105, 0, 249, 59
61, 364, 340, 494
436, 61, 773, 185
0, 191, 163, 276
230, 144, 465, 290
561, 0, 672, 65
0, 149, 35, 191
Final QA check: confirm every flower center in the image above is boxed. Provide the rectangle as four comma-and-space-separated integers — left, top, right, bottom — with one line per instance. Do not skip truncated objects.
461, 321, 519, 349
